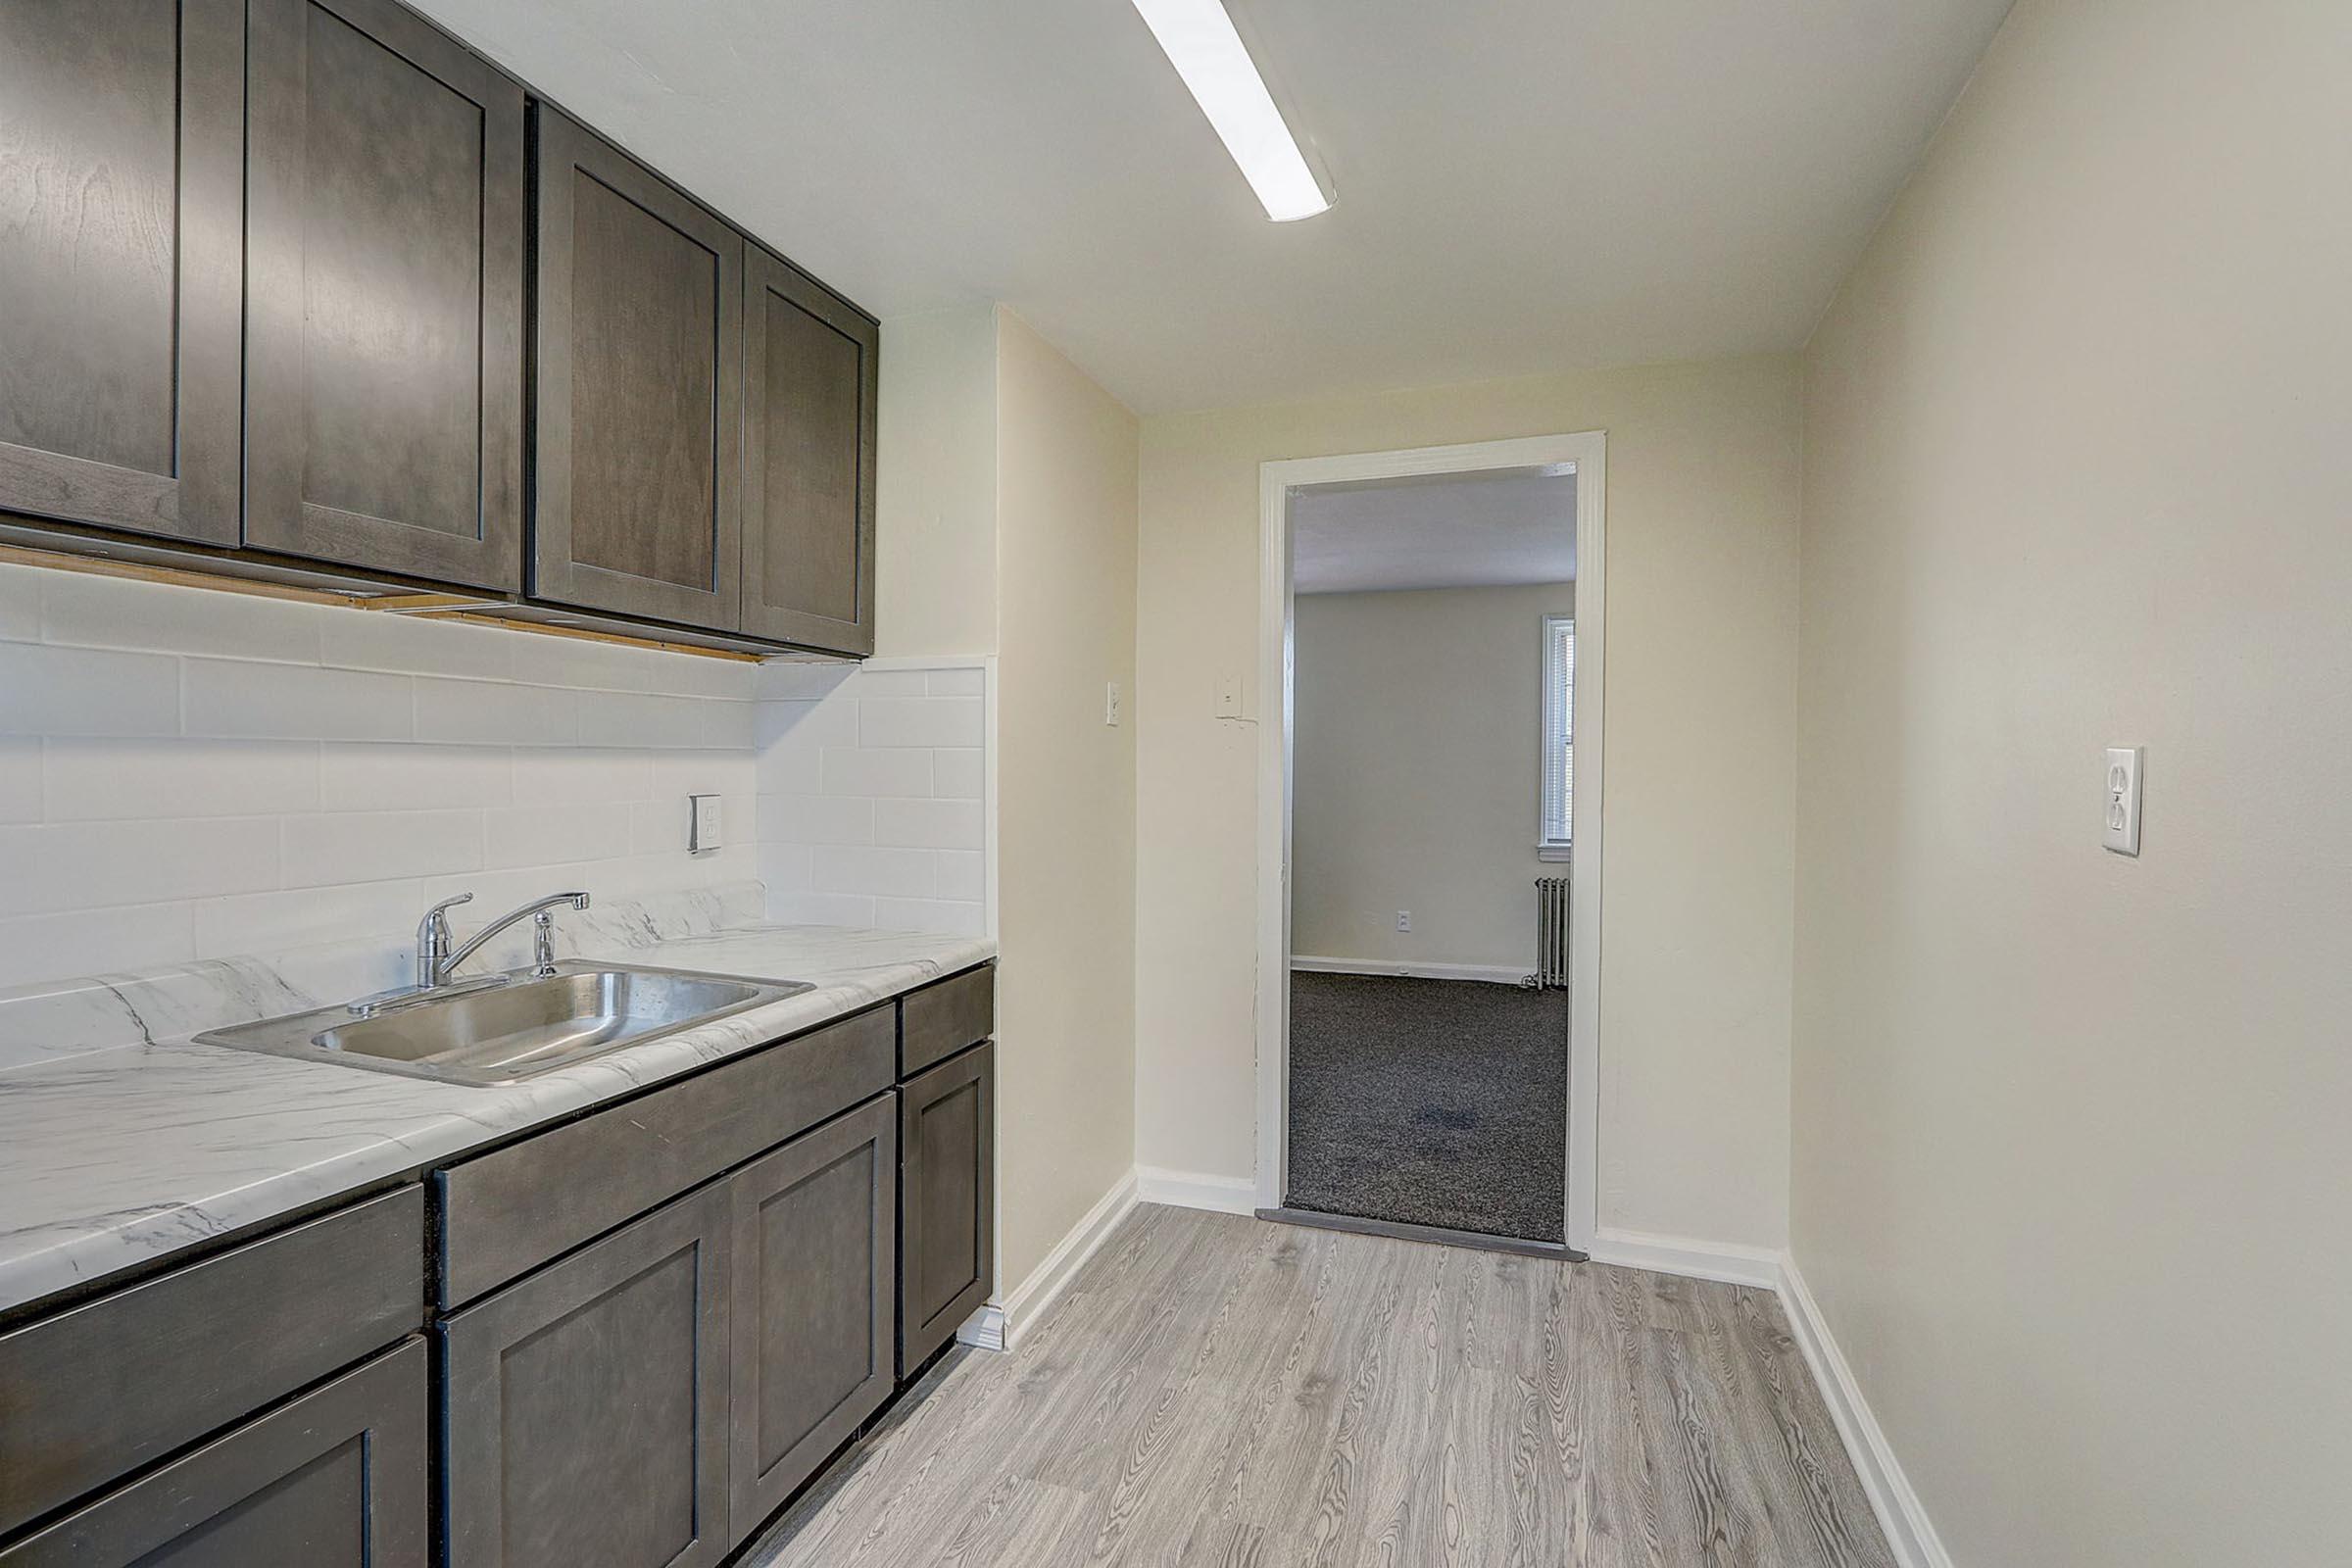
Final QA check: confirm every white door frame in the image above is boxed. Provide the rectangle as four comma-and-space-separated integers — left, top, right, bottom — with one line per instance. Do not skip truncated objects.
1254, 430, 1606, 1253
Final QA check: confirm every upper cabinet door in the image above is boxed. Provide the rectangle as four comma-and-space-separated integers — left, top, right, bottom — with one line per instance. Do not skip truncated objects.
242, 0, 524, 590
741, 249, 878, 656
532, 107, 744, 631
0, 0, 243, 546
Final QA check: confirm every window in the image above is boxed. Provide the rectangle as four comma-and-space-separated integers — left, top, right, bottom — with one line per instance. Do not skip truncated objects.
1541, 613, 1574, 858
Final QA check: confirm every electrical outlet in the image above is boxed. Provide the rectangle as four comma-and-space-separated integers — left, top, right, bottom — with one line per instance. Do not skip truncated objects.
2103, 748, 2141, 856
689, 794, 721, 854
1396, 909, 1411, 933
1105, 680, 1121, 726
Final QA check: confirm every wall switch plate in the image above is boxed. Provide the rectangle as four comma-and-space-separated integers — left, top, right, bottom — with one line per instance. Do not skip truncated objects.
1105, 680, 1121, 726
1396, 909, 1411, 933
2102, 748, 2141, 856
689, 794, 721, 855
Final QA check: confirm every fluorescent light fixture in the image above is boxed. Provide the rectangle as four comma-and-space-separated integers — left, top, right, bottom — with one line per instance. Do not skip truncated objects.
1129, 0, 1331, 221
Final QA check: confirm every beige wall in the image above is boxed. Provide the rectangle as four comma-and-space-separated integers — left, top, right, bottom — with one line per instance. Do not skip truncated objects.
1292, 583, 1574, 972
1793, 1, 2352, 1561
873, 303, 1141, 1295
990, 310, 1141, 1290
875, 305, 998, 659
1136, 356, 1803, 1247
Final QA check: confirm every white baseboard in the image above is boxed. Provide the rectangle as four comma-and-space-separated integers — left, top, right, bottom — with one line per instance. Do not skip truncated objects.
1289, 955, 1529, 986
1135, 1164, 1261, 1215
957, 1169, 1140, 1353
1587, 1226, 1783, 1289
1776, 1253, 1952, 1568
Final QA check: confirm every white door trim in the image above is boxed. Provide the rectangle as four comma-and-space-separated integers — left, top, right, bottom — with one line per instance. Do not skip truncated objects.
1254, 430, 1606, 1252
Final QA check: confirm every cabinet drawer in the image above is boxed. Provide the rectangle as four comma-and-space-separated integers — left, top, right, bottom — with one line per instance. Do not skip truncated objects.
437, 1005, 895, 1307
0, 1186, 424, 1539
900, 965, 995, 1078
0, 1338, 428, 1568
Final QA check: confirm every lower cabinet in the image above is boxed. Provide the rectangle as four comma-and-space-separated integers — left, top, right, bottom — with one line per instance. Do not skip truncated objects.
728, 1095, 898, 1529
900, 1042, 997, 1375
0, 1338, 428, 1568
442, 1185, 733, 1568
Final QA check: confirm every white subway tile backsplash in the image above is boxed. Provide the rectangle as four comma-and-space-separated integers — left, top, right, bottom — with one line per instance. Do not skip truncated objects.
43, 573, 322, 663
869, 897, 986, 938
872, 798, 983, 851
0, 817, 280, 917
190, 881, 426, 959
46, 739, 320, 821
858, 697, 982, 749
186, 659, 413, 741
812, 845, 935, 900
579, 689, 707, 749
698, 699, 757, 749
755, 842, 813, 893
512, 749, 652, 805
281, 808, 482, 888
820, 747, 932, 798
769, 891, 878, 927
650, 749, 754, 800
414, 678, 578, 747
0, 565, 41, 641
839, 669, 930, 701
320, 608, 515, 680
932, 748, 984, 800
757, 662, 856, 702
321, 743, 513, 812
0, 644, 180, 736
933, 849, 985, 902
0, 739, 40, 822
759, 793, 873, 846
0, 904, 195, 992
482, 802, 634, 870
925, 667, 984, 698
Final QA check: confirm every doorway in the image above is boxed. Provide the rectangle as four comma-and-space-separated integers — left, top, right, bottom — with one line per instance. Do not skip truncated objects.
1253, 433, 1605, 1255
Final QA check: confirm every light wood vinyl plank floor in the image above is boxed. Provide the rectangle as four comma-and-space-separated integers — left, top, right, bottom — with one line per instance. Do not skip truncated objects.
744, 1205, 1895, 1568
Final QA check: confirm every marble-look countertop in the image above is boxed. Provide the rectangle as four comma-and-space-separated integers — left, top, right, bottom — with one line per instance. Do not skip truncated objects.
0, 889, 991, 1317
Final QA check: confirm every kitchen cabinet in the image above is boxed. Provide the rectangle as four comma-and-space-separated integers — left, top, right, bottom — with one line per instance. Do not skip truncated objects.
242, 0, 525, 588
741, 246, 879, 655
442, 1183, 733, 1568
0, 1340, 429, 1568
899, 1041, 996, 1375
531, 105, 744, 630
0, 0, 244, 547
728, 1095, 898, 1528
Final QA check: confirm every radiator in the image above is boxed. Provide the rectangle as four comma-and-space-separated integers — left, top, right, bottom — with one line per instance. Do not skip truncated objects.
1532, 875, 1571, 990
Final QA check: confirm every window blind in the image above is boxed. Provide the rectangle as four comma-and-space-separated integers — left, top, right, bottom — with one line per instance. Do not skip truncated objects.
1542, 614, 1574, 848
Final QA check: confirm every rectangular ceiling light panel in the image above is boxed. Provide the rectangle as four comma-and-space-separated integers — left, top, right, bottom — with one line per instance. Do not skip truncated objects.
1130, 0, 1331, 221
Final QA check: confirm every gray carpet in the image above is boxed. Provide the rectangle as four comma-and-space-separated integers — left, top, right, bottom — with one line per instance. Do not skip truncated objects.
1285, 971, 1569, 1243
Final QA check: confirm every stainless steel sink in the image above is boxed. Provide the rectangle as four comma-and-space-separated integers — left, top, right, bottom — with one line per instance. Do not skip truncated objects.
196, 961, 810, 1086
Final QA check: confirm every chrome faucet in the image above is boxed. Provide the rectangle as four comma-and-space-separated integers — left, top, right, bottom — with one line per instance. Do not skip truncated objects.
433, 891, 592, 986
352, 891, 592, 1017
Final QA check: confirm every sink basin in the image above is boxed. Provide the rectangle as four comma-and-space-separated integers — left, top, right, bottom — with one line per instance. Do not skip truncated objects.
196, 961, 811, 1086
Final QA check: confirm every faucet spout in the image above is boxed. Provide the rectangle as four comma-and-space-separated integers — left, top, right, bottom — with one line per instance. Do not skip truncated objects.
435, 891, 591, 987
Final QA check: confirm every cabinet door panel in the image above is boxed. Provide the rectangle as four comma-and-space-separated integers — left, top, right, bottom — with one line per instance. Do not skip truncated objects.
0, 1339, 428, 1568
729, 1095, 896, 1530
533, 108, 742, 630
443, 1186, 731, 1568
0, 0, 241, 544
243, 0, 524, 587
900, 1042, 995, 1375
740, 249, 876, 654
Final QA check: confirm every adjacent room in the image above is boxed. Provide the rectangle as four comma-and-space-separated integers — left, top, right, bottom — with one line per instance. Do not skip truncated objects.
2, 2, 2344, 1565
1279, 466, 1577, 1247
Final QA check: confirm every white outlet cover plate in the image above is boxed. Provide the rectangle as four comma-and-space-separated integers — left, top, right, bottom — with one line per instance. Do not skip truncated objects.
2102, 748, 2141, 856
690, 794, 722, 854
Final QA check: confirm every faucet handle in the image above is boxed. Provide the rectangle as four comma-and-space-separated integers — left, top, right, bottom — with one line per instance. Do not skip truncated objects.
416, 892, 473, 989
422, 891, 474, 924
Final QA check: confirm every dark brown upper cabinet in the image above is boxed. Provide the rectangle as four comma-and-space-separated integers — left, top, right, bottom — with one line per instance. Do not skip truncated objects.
242, 0, 525, 590
741, 248, 879, 656
532, 106, 745, 631
0, 0, 245, 547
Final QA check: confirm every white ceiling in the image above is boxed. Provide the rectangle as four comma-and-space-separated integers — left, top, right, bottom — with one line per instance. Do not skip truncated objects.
411, 0, 2014, 414
1293, 468, 1575, 594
